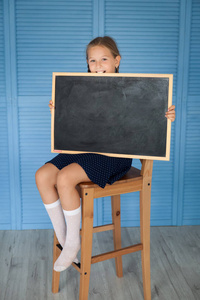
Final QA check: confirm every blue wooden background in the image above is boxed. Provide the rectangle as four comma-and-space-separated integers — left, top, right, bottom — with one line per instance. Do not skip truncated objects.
0, 0, 199, 230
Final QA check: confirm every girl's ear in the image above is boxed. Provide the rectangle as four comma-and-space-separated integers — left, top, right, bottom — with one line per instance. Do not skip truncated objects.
115, 55, 121, 68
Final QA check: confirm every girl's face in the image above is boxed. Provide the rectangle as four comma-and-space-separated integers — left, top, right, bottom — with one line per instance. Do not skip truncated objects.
87, 46, 121, 73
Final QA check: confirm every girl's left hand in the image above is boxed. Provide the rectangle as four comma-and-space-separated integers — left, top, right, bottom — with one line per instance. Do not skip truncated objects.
165, 105, 175, 122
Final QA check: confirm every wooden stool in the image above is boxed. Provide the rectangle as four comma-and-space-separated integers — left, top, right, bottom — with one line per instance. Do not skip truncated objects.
52, 159, 153, 300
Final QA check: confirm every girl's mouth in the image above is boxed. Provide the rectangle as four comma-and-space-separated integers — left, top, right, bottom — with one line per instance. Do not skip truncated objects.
96, 71, 106, 73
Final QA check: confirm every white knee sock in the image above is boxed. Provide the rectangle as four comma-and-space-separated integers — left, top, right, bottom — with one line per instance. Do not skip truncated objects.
44, 199, 79, 265
44, 199, 66, 247
54, 206, 81, 272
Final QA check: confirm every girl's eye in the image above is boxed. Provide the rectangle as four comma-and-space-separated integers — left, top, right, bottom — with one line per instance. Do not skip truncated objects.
89, 60, 95, 63
102, 58, 107, 61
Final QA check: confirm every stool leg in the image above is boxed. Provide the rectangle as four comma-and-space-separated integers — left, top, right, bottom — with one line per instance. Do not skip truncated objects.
52, 232, 61, 293
79, 188, 94, 300
111, 195, 123, 277
140, 178, 152, 300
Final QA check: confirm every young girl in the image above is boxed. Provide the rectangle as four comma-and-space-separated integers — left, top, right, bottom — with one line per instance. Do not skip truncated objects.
35, 36, 175, 272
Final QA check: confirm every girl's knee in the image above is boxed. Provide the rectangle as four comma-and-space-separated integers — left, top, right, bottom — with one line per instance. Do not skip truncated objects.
35, 165, 54, 187
57, 167, 77, 190
35, 167, 46, 187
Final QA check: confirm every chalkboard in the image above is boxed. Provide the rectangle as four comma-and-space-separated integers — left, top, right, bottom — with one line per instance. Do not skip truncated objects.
51, 73, 173, 161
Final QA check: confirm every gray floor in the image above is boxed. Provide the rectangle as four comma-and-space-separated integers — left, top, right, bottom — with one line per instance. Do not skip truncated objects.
0, 226, 200, 300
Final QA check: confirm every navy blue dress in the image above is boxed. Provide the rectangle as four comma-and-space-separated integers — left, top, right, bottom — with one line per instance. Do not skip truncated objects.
46, 153, 132, 189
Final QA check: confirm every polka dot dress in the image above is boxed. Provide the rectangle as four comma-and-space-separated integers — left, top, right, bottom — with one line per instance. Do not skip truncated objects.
45, 153, 132, 188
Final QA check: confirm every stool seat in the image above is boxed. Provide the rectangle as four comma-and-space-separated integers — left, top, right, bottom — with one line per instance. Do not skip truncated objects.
77, 166, 143, 199
52, 159, 153, 300
78, 166, 142, 188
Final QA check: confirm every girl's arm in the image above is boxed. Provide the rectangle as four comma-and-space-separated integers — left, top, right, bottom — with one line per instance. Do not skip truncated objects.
165, 105, 175, 122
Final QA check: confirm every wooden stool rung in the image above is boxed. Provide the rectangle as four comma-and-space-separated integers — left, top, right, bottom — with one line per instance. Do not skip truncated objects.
80, 224, 114, 235
91, 243, 143, 264
71, 243, 143, 272
72, 262, 81, 273
93, 224, 115, 233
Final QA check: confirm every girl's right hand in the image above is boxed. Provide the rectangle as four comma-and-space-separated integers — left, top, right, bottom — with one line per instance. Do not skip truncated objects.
49, 100, 55, 114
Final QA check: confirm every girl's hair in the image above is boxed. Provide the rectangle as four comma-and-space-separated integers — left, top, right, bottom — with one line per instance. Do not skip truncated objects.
86, 36, 121, 73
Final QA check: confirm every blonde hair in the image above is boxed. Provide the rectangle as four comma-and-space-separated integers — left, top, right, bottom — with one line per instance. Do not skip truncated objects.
86, 36, 121, 73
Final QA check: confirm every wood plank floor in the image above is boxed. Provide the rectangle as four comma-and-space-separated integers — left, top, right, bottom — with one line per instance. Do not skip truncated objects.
0, 226, 199, 300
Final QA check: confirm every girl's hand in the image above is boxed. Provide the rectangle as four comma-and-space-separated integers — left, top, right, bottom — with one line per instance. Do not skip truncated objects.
165, 105, 175, 122
49, 100, 55, 114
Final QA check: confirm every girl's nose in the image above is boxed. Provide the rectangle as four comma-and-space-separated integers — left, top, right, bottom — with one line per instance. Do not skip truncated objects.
96, 61, 101, 69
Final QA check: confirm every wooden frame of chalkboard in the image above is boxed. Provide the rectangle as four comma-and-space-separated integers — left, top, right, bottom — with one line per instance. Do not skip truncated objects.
51, 73, 173, 161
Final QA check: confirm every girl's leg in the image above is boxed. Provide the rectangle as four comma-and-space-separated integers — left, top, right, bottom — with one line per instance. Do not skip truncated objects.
56, 162, 91, 210
35, 163, 59, 204
35, 163, 66, 247
54, 163, 91, 272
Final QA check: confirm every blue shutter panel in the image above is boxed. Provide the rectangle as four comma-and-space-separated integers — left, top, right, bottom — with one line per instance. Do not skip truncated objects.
0, 2, 11, 229
0, 2, 5, 98
0, 107, 11, 229
183, 0, 200, 225
103, 0, 180, 226
16, 0, 93, 228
